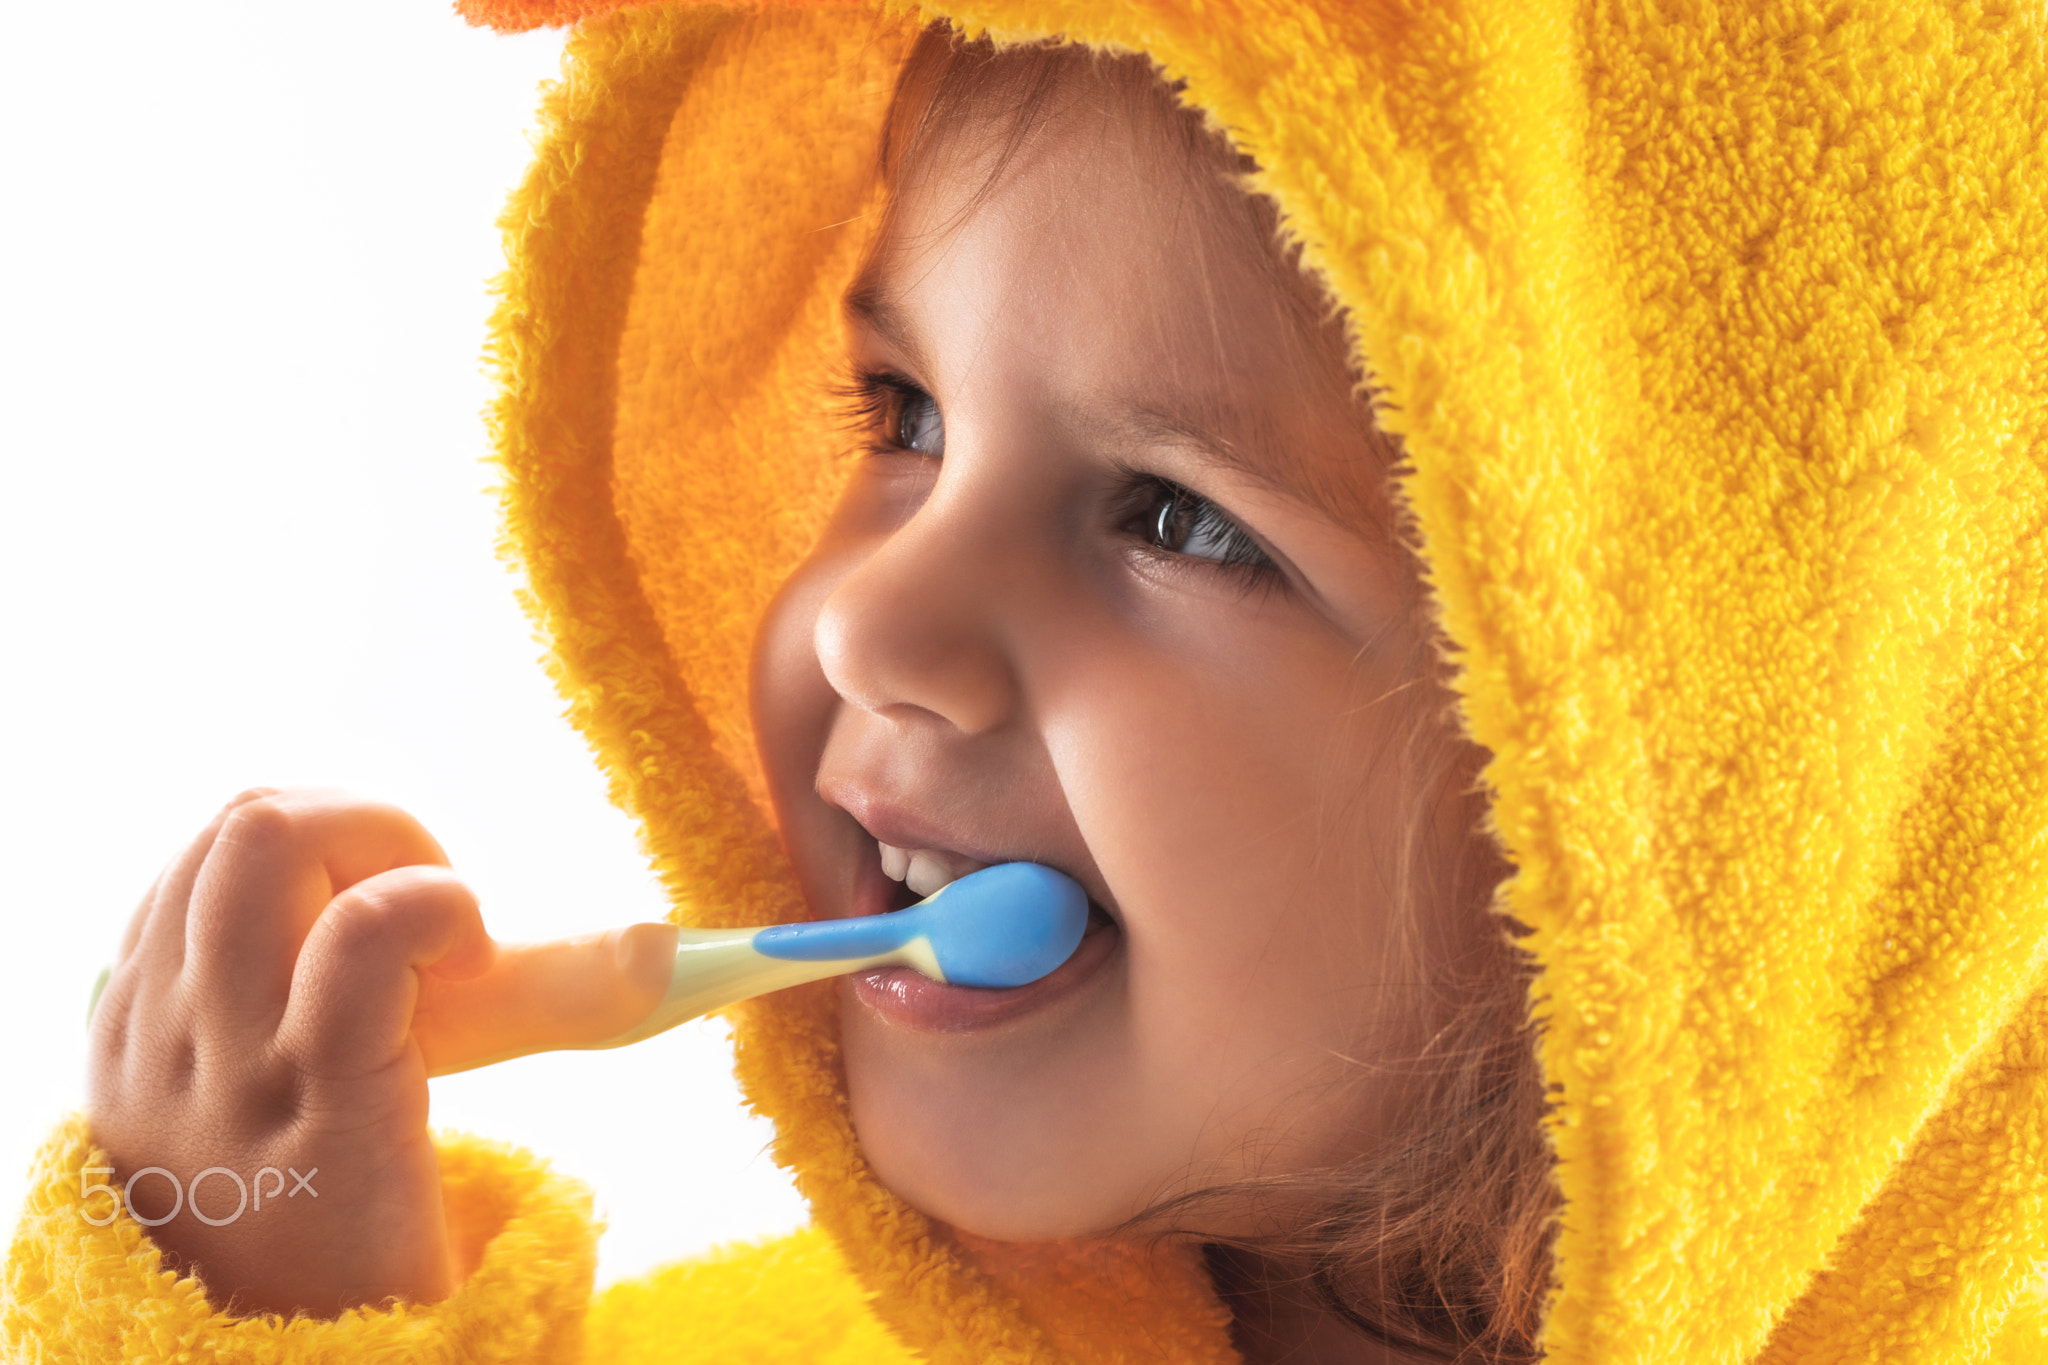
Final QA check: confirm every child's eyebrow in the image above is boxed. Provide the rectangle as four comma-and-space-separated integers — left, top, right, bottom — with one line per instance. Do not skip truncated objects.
1112, 401, 1354, 528
842, 282, 930, 373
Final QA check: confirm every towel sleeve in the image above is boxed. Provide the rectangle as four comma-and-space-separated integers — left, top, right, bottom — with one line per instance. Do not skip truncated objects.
1, 1113, 597, 1363
583, 1225, 916, 1364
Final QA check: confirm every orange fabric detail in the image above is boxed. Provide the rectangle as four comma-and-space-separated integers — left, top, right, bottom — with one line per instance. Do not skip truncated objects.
610, 5, 904, 818
457, 0, 866, 35
459, 0, 660, 33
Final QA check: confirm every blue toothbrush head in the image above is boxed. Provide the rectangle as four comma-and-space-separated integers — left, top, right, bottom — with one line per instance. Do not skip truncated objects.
751, 862, 1091, 987
915, 862, 1091, 987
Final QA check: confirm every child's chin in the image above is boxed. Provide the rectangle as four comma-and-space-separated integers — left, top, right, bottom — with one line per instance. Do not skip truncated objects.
839, 924, 1155, 1241
851, 1124, 1174, 1245
885, 1177, 1133, 1246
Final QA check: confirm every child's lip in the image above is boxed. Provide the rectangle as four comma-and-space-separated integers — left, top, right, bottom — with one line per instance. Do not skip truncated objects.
845, 914, 1121, 1033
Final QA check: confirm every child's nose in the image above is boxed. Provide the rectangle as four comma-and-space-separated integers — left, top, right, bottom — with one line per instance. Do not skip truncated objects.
812, 489, 1025, 736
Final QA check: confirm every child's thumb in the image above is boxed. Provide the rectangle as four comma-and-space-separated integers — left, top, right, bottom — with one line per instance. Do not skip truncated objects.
412, 921, 679, 1076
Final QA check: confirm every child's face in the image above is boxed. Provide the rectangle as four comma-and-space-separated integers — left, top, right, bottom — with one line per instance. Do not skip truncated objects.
752, 77, 1476, 1242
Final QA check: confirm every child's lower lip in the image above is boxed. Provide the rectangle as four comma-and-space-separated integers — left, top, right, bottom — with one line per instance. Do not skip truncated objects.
846, 914, 1120, 1033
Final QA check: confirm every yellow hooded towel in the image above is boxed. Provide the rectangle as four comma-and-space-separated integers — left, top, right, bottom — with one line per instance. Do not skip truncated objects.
7, 1, 2047, 1361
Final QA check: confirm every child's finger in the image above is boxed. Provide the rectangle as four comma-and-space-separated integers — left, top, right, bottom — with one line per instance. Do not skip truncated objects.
122, 788, 279, 978
113, 874, 163, 971
413, 923, 679, 1076
273, 863, 489, 1079
182, 790, 449, 1021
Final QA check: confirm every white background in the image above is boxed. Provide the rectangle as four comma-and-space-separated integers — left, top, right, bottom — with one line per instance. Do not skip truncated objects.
0, 0, 807, 1286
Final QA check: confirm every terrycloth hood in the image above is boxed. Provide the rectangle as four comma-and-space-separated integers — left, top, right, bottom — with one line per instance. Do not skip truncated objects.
466, 1, 2048, 1361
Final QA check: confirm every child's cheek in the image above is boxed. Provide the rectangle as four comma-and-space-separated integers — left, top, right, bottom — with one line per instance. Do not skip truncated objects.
1043, 615, 1399, 1165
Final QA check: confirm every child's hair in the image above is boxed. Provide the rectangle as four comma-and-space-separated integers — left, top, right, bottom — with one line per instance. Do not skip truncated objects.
873, 29, 1559, 1363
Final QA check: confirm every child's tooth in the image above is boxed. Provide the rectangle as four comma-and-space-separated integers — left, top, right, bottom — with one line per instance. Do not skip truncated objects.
879, 842, 909, 882
906, 851, 952, 898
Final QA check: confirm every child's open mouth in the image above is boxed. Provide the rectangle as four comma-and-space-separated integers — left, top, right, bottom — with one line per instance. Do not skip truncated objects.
848, 836, 1122, 1032
878, 840, 986, 902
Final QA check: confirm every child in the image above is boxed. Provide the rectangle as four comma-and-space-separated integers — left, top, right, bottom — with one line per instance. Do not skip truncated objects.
9, 3, 2047, 1363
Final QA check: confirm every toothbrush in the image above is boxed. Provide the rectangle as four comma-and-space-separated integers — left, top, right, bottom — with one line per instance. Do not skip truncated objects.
83, 862, 1091, 1074
432, 861, 1089, 1075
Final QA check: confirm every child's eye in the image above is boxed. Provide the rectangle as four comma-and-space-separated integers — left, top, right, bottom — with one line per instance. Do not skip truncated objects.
1130, 477, 1275, 578
841, 370, 945, 457
895, 388, 944, 455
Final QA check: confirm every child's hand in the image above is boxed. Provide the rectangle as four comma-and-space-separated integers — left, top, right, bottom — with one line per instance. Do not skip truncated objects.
84, 788, 675, 1318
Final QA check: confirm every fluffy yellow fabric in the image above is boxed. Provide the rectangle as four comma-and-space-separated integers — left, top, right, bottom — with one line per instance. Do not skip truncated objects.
586, 1226, 914, 1362
9, 0, 2046, 1361
2, 1115, 597, 1362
